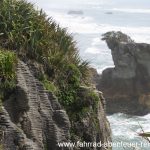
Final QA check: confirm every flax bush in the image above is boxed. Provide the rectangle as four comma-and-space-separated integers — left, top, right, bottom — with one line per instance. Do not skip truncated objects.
0, 0, 89, 82
0, 0, 90, 108
0, 49, 17, 102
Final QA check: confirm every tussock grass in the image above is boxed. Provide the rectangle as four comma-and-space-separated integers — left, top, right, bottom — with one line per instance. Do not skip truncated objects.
0, 0, 90, 108
0, 49, 17, 103
0, 0, 89, 83
0, 49, 17, 80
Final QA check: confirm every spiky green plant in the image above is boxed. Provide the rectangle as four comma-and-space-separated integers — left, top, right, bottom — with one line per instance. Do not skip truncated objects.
0, 49, 17, 102
0, 0, 89, 83
0, 0, 90, 109
0, 49, 17, 80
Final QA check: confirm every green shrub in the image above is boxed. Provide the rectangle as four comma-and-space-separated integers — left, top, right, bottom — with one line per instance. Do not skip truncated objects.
0, 0, 91, 115
57, 64, 81, 108
88, 91, 99, 113
40, 75, 57, 92
0, 50, 17, 79
0, 49, 17, 100
0, 0, 89, 83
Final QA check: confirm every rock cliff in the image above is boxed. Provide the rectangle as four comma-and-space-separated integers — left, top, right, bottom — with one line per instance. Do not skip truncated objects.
0, 60, 111, 150
0, 0, 112, 149
98, 31, 150, 115
70, 86, 111, 150
1, 60, 71, 150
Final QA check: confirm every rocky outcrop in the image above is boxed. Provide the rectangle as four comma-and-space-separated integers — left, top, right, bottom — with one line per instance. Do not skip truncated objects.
1, 60, 71, 150
98, 31, 150, 115
0, 60, 112, 150
70, 86, 111, 150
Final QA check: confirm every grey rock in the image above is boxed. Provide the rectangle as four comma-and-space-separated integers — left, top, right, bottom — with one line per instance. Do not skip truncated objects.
1, 60, 112, 150
2, 60, 71, 150
98, 31, 150, 115
71, 86, 111, 150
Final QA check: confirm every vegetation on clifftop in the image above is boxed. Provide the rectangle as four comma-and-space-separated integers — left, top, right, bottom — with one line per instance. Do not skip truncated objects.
0, 0, 111, 148
0, 0, 90, 107
0, 50, 17, 81
0, 0, 89, 79
0, 0, 101, 140
0, 49, 17, 111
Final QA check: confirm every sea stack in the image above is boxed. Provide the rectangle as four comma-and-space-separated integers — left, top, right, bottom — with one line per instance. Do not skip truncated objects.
98, 31, 150, 115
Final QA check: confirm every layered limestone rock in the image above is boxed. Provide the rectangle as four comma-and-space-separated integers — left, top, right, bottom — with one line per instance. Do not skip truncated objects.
1, 60, 71, 150
98, 31, 150, 115
0, 60, 111, 150
70, 86, 111, 150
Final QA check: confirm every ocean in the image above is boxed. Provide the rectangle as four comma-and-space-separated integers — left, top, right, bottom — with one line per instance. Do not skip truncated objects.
29, 0, 150, 149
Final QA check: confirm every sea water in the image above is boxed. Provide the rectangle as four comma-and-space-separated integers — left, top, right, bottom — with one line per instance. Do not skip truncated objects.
29, 0, 150, 149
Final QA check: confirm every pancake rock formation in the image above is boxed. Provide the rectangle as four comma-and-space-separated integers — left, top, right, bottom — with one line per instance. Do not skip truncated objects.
0, 60, 111, 150
98, 31, 150, 115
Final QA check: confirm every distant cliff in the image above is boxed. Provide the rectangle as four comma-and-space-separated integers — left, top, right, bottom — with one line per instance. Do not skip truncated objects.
98, 31, 150, 115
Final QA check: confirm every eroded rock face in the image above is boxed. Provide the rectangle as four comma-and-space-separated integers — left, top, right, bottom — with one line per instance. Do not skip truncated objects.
70, 86, 111, 150
0, 61, 112, 150
1, 60, 71, 150
98, 31, 150, 115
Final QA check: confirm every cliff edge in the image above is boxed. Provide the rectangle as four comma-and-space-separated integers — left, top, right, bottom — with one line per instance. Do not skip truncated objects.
0, 60, 111, 150
0, 0, 111, 149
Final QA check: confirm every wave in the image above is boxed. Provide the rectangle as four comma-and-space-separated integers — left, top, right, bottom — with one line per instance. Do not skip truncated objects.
112, 8, 150, 14
91, 38, 101, 46
85, 47, 101, 54
108, 113, 150, 141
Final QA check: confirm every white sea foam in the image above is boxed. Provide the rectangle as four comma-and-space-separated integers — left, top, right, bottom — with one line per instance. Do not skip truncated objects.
143, 113, 150, 119
112, 8, 150, 14
108, 113, 150, 141
91, 38, 101, 46
46, 10, 101, 34
85, 47, 100, 54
